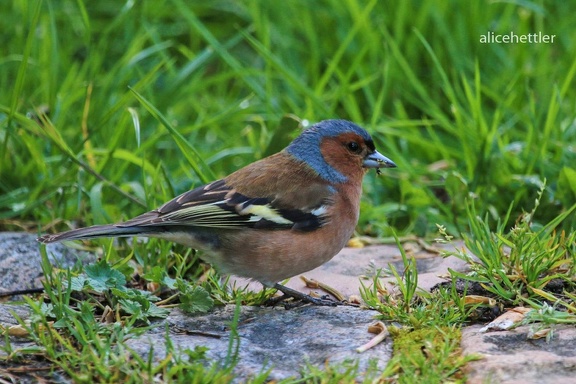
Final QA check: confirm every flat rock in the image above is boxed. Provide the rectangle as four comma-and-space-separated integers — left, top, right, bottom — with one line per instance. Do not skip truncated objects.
461, 324, 576, 384
0, 302, 388, 382
0, 304, 38, 361
0, 232, 95, 294
127, 305, 390, 381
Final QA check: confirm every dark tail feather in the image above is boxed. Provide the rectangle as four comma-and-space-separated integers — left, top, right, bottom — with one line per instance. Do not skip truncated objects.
37, 224, 156, 244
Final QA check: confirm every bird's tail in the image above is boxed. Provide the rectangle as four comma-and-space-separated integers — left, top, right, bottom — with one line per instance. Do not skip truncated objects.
37, 224, 156, 244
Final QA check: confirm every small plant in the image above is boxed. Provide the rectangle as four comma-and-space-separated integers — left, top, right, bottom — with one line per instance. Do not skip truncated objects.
359, 234, 477, 382
386, 326, 480, 383
4, 247, 266, 382
360, 233, 473, 328
298, 359, 381, 384
444, 183, 576, 307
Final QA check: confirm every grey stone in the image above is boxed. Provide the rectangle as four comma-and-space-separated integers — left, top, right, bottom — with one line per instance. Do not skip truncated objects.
0, 232, 95, 293
461, 324, 576, 384
0, 303, 30, 329
0, 304, 37, 359
127, 305, 390, 381
0, 302, 389, 382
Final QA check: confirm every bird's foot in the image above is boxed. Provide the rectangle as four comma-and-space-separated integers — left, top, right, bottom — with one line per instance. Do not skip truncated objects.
264, 283, 340, 307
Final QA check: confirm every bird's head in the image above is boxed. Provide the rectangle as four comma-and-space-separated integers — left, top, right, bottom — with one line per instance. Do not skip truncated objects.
286, 120, 396, 183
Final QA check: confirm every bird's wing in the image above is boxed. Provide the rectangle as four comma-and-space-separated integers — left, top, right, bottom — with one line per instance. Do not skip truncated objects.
118, 179, 332, 232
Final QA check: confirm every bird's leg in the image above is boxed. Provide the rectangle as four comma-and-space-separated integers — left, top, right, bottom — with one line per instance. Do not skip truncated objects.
266, 283, 340, 306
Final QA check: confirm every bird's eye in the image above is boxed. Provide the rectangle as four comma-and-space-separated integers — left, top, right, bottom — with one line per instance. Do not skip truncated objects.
346, 141, 361, 153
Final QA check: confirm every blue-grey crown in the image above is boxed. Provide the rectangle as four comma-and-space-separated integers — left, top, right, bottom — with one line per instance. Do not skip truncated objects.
285, 119, 372, 183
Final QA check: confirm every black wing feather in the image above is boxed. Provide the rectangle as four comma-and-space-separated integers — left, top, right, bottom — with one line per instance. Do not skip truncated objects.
118, 179, 330, 231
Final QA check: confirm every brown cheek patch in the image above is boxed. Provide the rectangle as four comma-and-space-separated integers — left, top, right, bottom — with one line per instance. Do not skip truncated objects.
320, 135, 364, 179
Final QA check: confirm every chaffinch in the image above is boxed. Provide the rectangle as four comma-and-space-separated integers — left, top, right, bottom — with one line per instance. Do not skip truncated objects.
38, 119, 396, 305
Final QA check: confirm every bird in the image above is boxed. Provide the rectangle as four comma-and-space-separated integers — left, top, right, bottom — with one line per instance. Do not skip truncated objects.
38, 119, 397, 305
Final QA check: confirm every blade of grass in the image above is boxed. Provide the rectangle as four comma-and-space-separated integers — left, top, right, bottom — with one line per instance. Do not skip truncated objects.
172, 0, 267, 104
129, 87, 215, 183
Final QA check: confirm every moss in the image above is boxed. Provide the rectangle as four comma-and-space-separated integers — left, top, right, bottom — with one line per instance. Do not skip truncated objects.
387, 325, 477, 383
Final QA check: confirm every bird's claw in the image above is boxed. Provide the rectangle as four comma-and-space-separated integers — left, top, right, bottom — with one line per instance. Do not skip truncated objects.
265, 283, 341, 307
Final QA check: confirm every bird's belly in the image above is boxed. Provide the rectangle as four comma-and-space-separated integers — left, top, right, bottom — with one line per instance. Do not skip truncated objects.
153, 225, 354, 285
213, 227, 353, 285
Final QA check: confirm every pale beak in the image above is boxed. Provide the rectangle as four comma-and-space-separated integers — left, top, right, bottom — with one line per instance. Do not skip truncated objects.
363, 150, 397, 169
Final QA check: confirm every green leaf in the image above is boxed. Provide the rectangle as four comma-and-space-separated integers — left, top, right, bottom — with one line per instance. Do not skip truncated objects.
69, 275, 89, 292
40, 302, 56, 318
143, 266, 177, 289
82, 260, 127, 293
177, 280, 214, 314
110, 287, 160, 303
115, 289, 169, 321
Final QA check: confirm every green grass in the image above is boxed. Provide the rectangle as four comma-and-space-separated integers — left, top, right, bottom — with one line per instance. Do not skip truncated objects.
2, 0, 575, 235
446, 185, 576, 305
358, 190, 574, 382
1, 0, 575, 382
